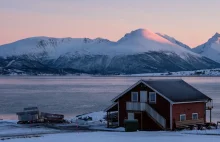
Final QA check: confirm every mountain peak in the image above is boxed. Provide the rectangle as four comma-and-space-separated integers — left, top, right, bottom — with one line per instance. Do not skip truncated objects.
126, 28, 155, 38
93, 38, 111, 43
213, 32, 220, 38
118, 28, 171, 44
193, 32, 220, 63
207, 32, 220, 44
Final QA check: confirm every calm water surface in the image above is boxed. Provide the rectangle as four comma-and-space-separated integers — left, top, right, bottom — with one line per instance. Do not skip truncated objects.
0, 76, 219, 122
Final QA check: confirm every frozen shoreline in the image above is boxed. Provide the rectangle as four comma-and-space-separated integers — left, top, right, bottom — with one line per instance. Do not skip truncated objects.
1, 111, 220, 138
3, 131, 220, 142
1, 68, 220, 76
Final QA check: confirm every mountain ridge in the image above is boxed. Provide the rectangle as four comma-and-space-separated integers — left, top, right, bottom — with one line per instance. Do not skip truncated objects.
156, 33, 192, 50
0, 29, 219, 75
193, 32, 220, 63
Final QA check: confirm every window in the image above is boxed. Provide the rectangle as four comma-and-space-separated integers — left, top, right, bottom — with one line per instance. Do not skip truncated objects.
192, 113, 198, 120
128, 113, 134, 120
140, 91, 147, 102
180, 114, 186, 121
131, 92, 138, 102
149, 92, 156, 103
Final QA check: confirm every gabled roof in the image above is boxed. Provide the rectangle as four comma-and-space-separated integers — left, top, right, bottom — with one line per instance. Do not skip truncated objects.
143, 79, 211, 103
112, 79, 211, 104
24, 107, 38, 111
16, 111, 39, 115
112, 80, 143, 102
104, 102, 118, 112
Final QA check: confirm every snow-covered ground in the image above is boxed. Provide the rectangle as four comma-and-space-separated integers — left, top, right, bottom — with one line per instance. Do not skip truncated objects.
181, 129, 220, 135
73, 111, 106, 122
0, 120, 60, 137
1, 112, 220, 141
3, 131, 220, 142
70, 111, 108, 128
4, 68, 220, 76
126, 68, 220, 76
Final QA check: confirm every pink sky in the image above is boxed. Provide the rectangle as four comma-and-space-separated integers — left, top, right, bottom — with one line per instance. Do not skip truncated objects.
1, 0, 220, 47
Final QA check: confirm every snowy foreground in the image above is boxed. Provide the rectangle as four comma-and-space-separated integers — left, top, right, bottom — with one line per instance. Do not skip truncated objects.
0, 120, 61, 137
1, 111, 220, 141
3, 131, 220, 142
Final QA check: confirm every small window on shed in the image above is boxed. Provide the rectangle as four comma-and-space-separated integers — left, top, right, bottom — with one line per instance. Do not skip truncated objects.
149, 92, 156, 103
192, 113, 198, 120
180, 114, 186, 121
131, 92, 138, 102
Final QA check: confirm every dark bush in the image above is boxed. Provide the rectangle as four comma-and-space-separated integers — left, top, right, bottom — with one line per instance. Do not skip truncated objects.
124, 119, 138, 132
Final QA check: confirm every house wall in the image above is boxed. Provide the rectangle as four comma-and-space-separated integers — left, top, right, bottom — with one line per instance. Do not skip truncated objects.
18, 114, 39, 121
148, 90, 171, 129
118, 82, 171, 130
172, 102, 206, 126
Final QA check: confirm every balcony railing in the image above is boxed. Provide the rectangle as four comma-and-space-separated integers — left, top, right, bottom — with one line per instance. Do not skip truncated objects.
145, 103, 166, 128
126, 102, 166, 128
176, 118, 204, 128
126, 102, 146, 111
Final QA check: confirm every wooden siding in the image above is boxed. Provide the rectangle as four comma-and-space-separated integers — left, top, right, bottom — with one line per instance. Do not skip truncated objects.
148, 90, 170, 129
118, 83, 170, 130
117, 82, 207, 130
172, 102, 206, 129
176, 118, 204, 128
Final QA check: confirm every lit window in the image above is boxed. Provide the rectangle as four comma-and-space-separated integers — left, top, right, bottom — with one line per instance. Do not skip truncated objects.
180, 114, 186, 121
192, 113, 198, 120
149, 92, 156, 103
131, 92, 138, 102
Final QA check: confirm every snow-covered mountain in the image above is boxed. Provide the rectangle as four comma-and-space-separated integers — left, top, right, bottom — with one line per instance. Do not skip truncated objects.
0, 29, 219, 75
0, 36, 114, 58
0, 30, 193, 57
193, 32, 220, 63
156, 33, 191, 50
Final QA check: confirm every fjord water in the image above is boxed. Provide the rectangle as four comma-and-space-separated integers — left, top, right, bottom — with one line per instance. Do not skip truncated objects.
0, 76, 219, 122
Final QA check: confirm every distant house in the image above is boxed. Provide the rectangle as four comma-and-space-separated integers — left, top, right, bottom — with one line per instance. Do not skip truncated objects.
105, 79, 213, 130
16, 107, 40, 122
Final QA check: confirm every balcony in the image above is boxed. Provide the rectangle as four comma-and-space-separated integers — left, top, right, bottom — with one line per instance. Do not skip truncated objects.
126, 102, 166, 128
126, 102, 146, 111
206, 100, 213, 110
176, 118, 204, 128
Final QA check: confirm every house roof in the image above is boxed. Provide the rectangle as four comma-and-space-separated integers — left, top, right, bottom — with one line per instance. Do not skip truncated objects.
142, 79, 211, 103
104, 102, 118, 112
112, 79, 211, 103
24, 107, 38, 111
16, 111, 39, 115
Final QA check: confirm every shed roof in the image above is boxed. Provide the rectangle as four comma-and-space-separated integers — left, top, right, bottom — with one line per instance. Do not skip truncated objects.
104, 102, 118, 112
24, 107, 38, 111
142, 79, 211, 103
16, 111, 39, 115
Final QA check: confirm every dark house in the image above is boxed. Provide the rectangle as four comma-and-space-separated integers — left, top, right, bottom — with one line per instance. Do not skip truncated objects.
16, 107, 64, 123
105, 79, 213, 130
16, 107, 40, 122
